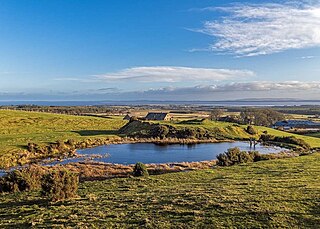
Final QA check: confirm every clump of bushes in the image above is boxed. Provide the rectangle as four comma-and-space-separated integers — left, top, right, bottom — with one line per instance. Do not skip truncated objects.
120, 120, 214, 140
217, 147, 262, 166
0, 166, 46, 193
152, 125, 170, 139
41, 169, 79, 202
260, 134, 310, 149
133, 162, 149, 177
1, 167, 80, 202
246, 125, 258, 135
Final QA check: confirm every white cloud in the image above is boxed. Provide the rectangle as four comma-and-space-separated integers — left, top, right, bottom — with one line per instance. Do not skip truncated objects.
95, 66, 254, 82
54, 78, 81, 81
136, 81, 320, 96
194, 2, 320, 56
300, 55, 316, 59
2, 81, 320, 101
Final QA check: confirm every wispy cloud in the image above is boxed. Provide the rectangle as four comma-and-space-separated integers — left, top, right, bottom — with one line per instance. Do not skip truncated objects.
54, 78, 81, 81
95, 66, 254, 82
300, 55, 316, 59
96, 87, 120, 92
193, 1, 320, 56
53, 77, 98, 83
148, 81, 320, 93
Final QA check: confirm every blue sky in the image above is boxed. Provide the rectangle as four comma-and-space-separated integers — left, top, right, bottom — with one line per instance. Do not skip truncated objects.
0, 0, 320, 100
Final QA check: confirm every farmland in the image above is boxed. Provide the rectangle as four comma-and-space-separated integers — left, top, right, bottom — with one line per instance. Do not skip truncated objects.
0, 108, 320, 228
1, 109, 320, 168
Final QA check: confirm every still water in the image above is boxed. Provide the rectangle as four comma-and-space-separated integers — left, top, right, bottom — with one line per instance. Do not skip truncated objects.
49, 142, 286, 165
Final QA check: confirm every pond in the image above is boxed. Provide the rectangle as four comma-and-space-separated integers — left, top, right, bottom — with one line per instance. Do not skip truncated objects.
46, 141, 287, 166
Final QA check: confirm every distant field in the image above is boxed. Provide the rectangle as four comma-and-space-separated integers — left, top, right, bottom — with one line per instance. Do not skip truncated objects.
0, 110, 126, 155
1, 153, 319, 228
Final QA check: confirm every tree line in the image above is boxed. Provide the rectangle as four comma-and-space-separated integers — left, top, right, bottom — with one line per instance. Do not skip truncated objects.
210, 108, 285, 127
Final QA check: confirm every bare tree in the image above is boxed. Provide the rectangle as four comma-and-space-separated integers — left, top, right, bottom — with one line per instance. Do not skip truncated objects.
210, 109, 224, 121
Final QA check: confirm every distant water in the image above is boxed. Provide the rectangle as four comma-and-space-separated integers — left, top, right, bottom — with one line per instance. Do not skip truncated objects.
46, 142, 287, 166
1, 100, 320, 106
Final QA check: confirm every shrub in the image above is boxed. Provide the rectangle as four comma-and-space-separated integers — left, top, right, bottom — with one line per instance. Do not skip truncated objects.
217, 147, 261, 166
151, 125, 170, 139
41, 169, 79, 202
246, 125, 258, 135
133, 162, 149, 177
0, 166, 46, 193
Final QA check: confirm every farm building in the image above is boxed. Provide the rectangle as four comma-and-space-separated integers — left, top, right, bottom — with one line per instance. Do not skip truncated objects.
145, 112, 171, 121
273, 120, 320, 130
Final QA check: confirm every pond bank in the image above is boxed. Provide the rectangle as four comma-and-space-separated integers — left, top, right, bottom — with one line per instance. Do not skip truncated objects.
0, 134, 305, 170
58, 150, 300, 181
0, 137, 234, 169
0, 149, 300, 181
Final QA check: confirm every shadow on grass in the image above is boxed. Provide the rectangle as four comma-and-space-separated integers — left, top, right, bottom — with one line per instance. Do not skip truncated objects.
0, 198, 48, 210
72, 130, 119, 136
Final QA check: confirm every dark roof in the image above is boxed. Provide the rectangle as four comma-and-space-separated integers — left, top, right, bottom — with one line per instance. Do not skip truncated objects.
274, 120, 320, 127
145, 112, 169, 120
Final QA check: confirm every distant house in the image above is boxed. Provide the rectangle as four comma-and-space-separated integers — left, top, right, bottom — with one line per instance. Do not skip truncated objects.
145, 112, 171, 121
123, 114, 132, 120
273, 120, 320, 130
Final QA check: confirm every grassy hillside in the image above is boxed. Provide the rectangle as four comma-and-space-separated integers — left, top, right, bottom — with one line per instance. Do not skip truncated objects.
306, 132, 320, 139
0, 110, 126, 166
0, 153, 319, 228
153, 119, 320, 148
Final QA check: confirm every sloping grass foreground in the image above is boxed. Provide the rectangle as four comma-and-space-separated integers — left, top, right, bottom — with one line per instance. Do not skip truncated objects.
0, 153, 319, 228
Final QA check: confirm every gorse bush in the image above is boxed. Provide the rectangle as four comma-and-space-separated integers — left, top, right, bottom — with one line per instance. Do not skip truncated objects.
0, 166, 46, 193
217, 147, 262, 166
133, 162, 149, 177
0, 170, 30, 193
246, 125, 258, 135
41, 169, 79, 202
152, 125, 170, 139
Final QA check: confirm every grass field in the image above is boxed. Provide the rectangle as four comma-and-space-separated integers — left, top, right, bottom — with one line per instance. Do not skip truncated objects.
0, 110, 127, 167
0, 153, 319, 228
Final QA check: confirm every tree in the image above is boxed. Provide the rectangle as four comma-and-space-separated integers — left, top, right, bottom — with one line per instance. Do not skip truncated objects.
240, 108, 285, 126
210, 109, 224, 121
